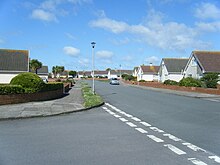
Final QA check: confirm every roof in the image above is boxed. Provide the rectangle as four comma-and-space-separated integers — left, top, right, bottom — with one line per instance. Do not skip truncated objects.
110, 70, 133, 75
193, 51, 220, 72
133, 67, 138, 71
140, 65, 159, 74
94, 70, 108, 75
78, 71, 91, 76
36, 66, 48, 75
163, 58, 188, 73
0, 49, 29, 72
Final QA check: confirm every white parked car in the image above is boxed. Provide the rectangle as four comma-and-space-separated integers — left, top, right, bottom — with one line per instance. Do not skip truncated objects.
109, 78, 120, 85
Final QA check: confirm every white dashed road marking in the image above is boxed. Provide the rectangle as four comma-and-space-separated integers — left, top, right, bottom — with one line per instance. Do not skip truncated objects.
163, 134, 181, 142
150, 127, 164, 133
147, 135, 164, 143
188, 158, 207, 165
135, 128, 148, 134
209, 156, 220, 163
113, 114, 121, 118
182, 143, 206, 152
126, 122, 137, 128
164, 144, 186, 155
119, 118, 128, 122
140, 121, 151, 127
132, 117, 141, 122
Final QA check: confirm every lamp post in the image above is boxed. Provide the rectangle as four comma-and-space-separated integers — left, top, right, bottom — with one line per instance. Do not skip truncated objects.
91, 42, 96, 94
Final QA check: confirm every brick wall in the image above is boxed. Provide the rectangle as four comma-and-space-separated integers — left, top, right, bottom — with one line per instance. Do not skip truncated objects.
0, 88, 64, 105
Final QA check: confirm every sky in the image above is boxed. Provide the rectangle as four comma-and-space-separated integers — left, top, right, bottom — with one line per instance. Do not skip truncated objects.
1, 0, 220, 72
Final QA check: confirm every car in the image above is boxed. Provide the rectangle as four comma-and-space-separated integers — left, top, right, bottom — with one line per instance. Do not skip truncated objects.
109, 78, 120, 85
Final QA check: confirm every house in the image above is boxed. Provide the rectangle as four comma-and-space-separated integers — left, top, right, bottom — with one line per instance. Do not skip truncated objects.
137, 65, 159, 81
108, 70, 133, 79
184, 51, 220, 80
0, 49, 29, 84
94, 70, 108, 78
133, 67, 138, 77
35, 66, 49, 81
77, 71, 91, 78
158, 58, 188, 82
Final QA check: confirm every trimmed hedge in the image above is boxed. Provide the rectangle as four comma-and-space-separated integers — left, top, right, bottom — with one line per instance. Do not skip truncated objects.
0, 85, 25, 95
179, 77, 202, 87
164, 80, 179, 85
41, 83, 64, 92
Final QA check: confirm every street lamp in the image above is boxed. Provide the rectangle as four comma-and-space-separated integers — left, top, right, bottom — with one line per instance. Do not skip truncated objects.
91, 42, 96, 94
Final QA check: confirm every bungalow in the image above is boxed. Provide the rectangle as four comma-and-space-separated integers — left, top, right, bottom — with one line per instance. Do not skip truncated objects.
108, 70, 133, 79
77, 71, 91, 78
133, 67, 138, 77
34, 66, 49, 81
0, 49, 29, 84
137, 65, 159, 81
184, 51, 220, 80
94, 70, 108, 78
158, 58, 188, 82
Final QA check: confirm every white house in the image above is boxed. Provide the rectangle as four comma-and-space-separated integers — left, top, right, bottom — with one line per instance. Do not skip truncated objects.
77, 71, 91, 78
108, 70, 133, 79
137, 65, 159, 81
132, 67, 138, 77
184, 51, 220, 81
94, 70, 108, 78
158, 58, 188, 82
0, 49, 29, 84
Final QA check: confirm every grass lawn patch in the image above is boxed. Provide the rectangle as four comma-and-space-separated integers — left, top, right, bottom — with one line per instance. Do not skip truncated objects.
81, 82, 103, 108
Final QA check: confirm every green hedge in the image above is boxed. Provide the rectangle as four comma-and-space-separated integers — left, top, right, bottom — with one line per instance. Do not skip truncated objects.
179, 77, 202, 87
164, 79, 179, 85
41, 83, 63, 92
0, 85, 25, 95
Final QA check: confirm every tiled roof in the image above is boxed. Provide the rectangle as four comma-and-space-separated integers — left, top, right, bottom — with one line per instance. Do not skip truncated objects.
0, 49, 29, 72
163, 58, 188, 73
78, 71, 91, 76
141, 65, 159, 74
30, 66, 48, 74
193, 51, 220, 72
94, 70, 108, 74
110, 70, 133, 75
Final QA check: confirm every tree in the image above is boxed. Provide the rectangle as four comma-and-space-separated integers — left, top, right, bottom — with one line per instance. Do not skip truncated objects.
29, 59, 42, 74
106, 68, 111, 71
52, 66, 65, 78
69, 70, 77, 78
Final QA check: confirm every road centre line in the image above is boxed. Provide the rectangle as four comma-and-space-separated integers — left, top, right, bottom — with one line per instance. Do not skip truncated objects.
132, 117, 141, 122
135, 128, 148, 134
140, 121, 151, 127
126, 122, 137, 127
164, 144, 186, 155
182, 143, 206, 152
113, 114, 121, 118
102, 107, 108, 110
119, 118, 128, 122
147, 135, 164, 143
150, 127, 164, 133
209, 156, 220, 163
163, 134, 181, 142
188, 158, 207, 165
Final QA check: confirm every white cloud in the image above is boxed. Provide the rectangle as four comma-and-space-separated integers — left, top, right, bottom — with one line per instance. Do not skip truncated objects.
31, 9, 57, 22
63, 46, 80, 57
90, 14, 208, 51
145, 56, 160, 65
96, 50, 114, 59
195, 2, 220, 20
196, 21, 220, 32
78, 58, 90, 66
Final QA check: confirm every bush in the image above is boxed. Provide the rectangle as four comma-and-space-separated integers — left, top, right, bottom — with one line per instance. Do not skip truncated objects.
179, 77, 202, 87
201, 73, 219, 88
164, 80, 178, 85
0, 85, 25, 95
139, 80, 146, 82
10, 72, 45, 93
41, 82, 63, 92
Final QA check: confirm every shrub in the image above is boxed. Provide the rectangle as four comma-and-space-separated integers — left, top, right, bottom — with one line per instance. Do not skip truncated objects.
201, 73, 219, 88
179, 77, 202, 87
139, 80, 146, 82
10, 72, 45, 93
0, 85, 25, 95
164, 80, 178, 85
41, 82, 63, 92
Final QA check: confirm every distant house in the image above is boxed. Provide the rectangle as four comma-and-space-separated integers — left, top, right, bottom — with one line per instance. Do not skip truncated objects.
158, 58, 188, 82
77, 71, 91, 78
137, 65, 159, 81
31, 66, 49, 80
184, 51, 220, 80
94, 70, 108, 78
0, 49, 29, 84
108, 69, 133, 79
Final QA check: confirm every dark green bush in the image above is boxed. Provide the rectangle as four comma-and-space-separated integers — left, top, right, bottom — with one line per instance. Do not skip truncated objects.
201, 73, 219, 88
41, 82, 63, 92
10, 72, 45, 93
179, 77, 202, 87
122, 74, 136, 81
164, 79, 178, 85
139, 80, 146, 82
0, 85, 25, 95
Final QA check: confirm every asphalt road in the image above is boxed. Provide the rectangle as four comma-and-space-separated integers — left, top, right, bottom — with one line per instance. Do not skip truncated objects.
0, 80, 220, 165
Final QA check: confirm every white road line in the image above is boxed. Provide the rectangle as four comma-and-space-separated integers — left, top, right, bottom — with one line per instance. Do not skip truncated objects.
119, 118, 128, 122
188, 158, 207, 165
124, 113, 133, 118
182, 143, 206, 152
147, 135, 164, 143
164, 144, 186, 155
113, 114, 121, 118
132, 117, 141, 122
150, 127, 164, 133
135, 128, 148, 134
126, 122, 137, 127
163, 134, 181, 142
140, 121, 151, 127
209, 156, 220, 163
203, 98, 220, 102
108, 111, 116, 115
102, 107, 108, 110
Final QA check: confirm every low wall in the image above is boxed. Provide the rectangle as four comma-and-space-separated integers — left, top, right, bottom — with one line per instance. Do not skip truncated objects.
123, 80, 220, 95
0, 88, 64, 105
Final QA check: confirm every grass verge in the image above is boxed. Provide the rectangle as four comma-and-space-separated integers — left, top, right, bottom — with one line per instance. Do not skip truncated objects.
81, 82, 103, 108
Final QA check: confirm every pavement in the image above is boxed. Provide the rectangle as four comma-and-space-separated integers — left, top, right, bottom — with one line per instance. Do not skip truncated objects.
1, 80, 220, 120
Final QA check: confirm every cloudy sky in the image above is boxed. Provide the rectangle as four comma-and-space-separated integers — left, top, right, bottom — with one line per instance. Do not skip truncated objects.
1, 0, 220, 71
